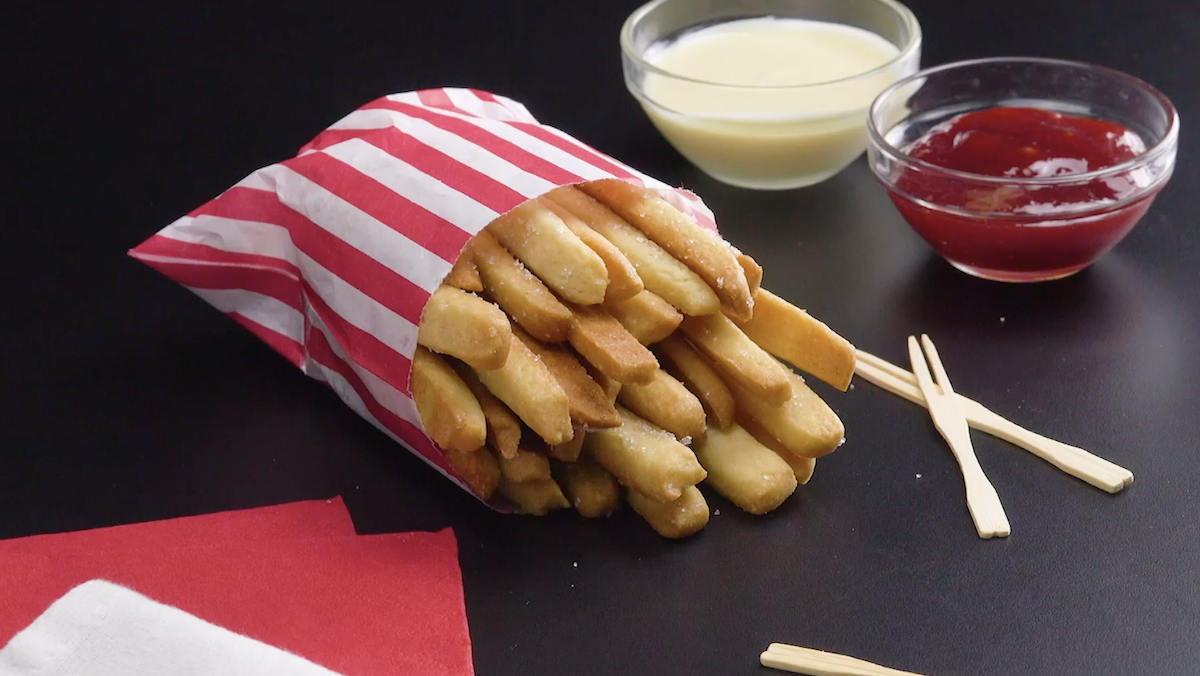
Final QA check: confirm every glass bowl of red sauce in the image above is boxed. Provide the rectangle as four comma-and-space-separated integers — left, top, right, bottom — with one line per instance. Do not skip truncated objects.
866, 57, 1179, 282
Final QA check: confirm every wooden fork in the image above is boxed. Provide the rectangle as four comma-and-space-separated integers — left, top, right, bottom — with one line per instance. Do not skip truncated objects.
908, 335, 1010, 539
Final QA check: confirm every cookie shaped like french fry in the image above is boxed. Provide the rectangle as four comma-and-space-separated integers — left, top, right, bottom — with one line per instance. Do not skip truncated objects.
738, 413, 817, 485
680, 313, 792, 405
734, 288, 856, 391
781, 452, 817, 485
474, 331, 573, 446
443, 446, 502, 500
656, 335, 736, 430
487, 199, 609, 305
444, 253, 483, 292
581, 180, 753, 321
731, 368, 845, 459
411, 347, 487, 452
417, 285, 511, 371
584, 406, 706, 503
546, 186, 720, 317
617, 369, 707, 441
497, 445, 553, 483
499, 477, 571, 515
737, 253, 763, 297
538, 195, 643, 304
627, 485, 709, 539
568, 304, 659, 385
606, 289, 683, 345
693, 424, 797, 514
471, 231, 574, 343
552, 456, 622, 518
583, 363, 622, 404
550, 432, 586, 462
513, 328, 621, 429
454, 365, 522, 459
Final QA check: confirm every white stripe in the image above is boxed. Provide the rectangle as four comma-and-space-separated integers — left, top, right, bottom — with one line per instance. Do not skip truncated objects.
160, 215, 300, 266
156, 215, 420, 359
321, 139, 499, 234
296, 249, 419, 359
306, 308, 421, 428
418, 89, 628, 181
272, 165, 451, 294
535, 123, 661, 183
187, 288, 304, 342
331, 108, 557, 198
445, 88, 527, 124
457, 115, 616, 181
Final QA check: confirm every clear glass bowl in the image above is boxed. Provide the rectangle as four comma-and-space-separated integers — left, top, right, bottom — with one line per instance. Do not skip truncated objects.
867, 57, 1179, 282
621, 0, 921, 190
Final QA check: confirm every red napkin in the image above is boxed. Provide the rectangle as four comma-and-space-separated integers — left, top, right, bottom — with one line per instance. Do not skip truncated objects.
0, 499, 475, 676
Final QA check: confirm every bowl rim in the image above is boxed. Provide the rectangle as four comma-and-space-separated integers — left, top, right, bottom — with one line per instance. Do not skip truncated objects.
619, 0, 923, 90
866, 56, 1181, 187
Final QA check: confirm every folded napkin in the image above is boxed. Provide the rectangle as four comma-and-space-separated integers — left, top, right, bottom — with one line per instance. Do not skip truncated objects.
0, 500, 475, 676
0, 580, 343, 675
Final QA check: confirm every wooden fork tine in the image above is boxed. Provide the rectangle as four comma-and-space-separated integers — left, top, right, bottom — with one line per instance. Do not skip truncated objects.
906, 336, 936, 394
919, 334, 954, 396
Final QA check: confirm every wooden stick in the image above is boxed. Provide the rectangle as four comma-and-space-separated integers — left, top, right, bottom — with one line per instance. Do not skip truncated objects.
761, 643, 930, 676
909, 336, 1009, 539
854, 349, 1133, 493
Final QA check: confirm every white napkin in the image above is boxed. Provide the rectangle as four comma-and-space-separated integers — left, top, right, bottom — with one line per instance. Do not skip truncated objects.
0, 580, 344, 676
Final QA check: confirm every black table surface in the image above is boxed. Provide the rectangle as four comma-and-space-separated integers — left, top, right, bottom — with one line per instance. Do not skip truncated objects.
5, 0, 1199, 673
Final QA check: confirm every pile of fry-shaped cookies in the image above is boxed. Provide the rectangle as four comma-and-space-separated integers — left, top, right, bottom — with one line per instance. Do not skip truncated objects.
413, 179, 856, 538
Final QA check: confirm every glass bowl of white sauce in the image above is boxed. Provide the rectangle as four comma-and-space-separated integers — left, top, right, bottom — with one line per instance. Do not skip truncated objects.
621, 0, 921, 190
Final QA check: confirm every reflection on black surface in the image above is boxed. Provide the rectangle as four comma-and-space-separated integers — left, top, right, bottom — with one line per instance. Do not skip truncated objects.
888, 252, 1185, 390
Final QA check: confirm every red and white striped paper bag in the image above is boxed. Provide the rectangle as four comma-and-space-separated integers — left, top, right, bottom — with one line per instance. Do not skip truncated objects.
130, 88, 718, 505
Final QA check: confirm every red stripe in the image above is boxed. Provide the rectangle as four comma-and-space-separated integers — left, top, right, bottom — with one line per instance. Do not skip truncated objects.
130, 234, 301, 279
416, 89, 473, 117
363, 99, 582, 186
469, 89, 499, 104
303, 279, 414, 395
513, 123, 641, 181
230, 312, 306, 367
149, 260, 302, 313
300, 127, 526, 217
194, 187, 430, 325
305, 322, 453, 476
284, 151, 471, 263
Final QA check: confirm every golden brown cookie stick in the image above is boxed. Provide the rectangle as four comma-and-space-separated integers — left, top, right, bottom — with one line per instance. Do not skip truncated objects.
567, 303, 659, 385
733, 288, 856, 391
552, 456, 621, 518
418, 285, 511, 370
584, 406, 706, 503
679, 313, 792, 405
471, 231, 574, 343
538, 195, 644, 304
487, 199, 609, 305
580, 179, 753, 321
412, 347, 487, 452
605, 290, 683, 345
545, 186, 719, 317
627, 485, 710, 538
